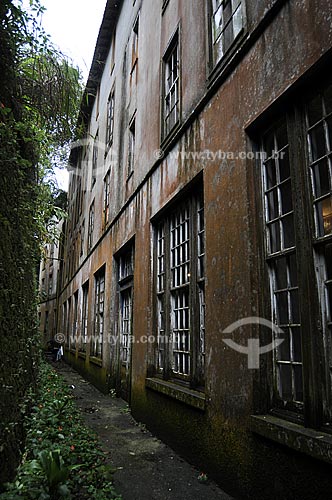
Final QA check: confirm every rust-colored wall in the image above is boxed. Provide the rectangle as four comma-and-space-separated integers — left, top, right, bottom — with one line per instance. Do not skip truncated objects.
40, 0, 332, 498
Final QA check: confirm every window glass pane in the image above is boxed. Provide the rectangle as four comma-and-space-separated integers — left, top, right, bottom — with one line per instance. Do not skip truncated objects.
279, 364, 292, 400
275, 120, 288, 150
312, 159, 330, 198
232, 0, 242, 38
274, 257, 287, 289
267, 189, 278, 220
263, 131, 275, 160
280, 180, 292, 215
294, 364, 303, 402
278, 328, 290, 361
292, 327, 302, 362
324, 244, 332, 279
316, 197, 332, 236
324, 85, 332, 115
309, 123, 326, 161
290, 290, 300, 324
307, 94, 322, 127
327, 116, 332, 153
279, 149, 290, 181
269, 221, 281, 253
276, 291, 288, 324
282, 214, 295, 249
288, 253, 298, 287
265, 160, 277, 189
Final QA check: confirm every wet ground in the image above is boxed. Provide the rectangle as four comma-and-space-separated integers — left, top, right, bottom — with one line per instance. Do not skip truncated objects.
52, 360, 234, 500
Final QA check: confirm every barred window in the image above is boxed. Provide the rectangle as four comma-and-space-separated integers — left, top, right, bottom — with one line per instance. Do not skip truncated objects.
71, 290, 79, 349
262, 120, 302, 408
80, 282, 89, 352
91, 267, 105, 358
259, 78, 332, 425
103, 171, 111, 228
106, 90, 115, 147
128, 116, 136, 177
88, 201, 95, 252
118, 244, 134, 366
155, 188, 205, 387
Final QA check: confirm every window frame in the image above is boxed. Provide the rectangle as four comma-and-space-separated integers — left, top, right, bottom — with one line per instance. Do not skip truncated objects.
152, 187, 205, 390
208, 0, 246, 75
106, 88, 115, 149
128, 115, 136, 178
103, 170, 111, 228
80, 281, 89, 352
91, 266, 105, 359
87, 200, 95, 252
256, 78, 332, 429
162, 29, 181, 142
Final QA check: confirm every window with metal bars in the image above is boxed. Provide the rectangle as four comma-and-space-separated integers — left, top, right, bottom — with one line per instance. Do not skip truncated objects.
128, 117, 135, 177
87, 201, 94, 252
106, 90, 115, 147
80, 282, 89, 352
155, 188, 205, 387
306, 85, 332, 419
91, 267, 105, 358
259, 78, 332, 424
163, 32, 180, 139
211, 0, 243, 65
103, 171, 111, 228
71, 290, 79, 349
117, 243, 134, 369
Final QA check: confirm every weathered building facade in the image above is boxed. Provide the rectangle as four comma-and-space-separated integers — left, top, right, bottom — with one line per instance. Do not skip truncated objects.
38, 221, 64, 346
39, 0, 332, 497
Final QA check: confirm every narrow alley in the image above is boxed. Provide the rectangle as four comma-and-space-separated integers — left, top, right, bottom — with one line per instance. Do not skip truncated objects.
54, 361, 233, 500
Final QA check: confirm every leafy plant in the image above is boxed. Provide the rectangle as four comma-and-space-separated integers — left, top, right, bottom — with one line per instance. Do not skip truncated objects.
0, 362, 121, 499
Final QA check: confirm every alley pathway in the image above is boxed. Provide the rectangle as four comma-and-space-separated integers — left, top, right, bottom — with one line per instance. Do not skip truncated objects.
54, 361, 234, 500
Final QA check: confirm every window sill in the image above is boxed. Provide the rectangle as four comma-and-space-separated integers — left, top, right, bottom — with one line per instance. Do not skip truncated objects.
146, 377, 205, 411
250, 415, 332, 465
89, 356, 102, 367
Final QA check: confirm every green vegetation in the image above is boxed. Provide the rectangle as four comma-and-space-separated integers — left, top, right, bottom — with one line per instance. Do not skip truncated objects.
0, 362, 121, 499
0, 0, 82, 487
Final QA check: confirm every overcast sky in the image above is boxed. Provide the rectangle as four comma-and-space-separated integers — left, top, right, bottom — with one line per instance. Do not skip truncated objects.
36, 0, 107, 190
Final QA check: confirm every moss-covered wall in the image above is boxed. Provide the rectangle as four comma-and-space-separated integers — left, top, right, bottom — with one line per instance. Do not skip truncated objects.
0, 1, 39, 486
